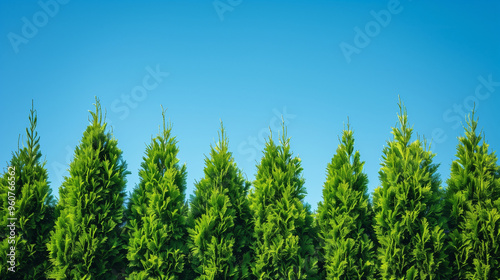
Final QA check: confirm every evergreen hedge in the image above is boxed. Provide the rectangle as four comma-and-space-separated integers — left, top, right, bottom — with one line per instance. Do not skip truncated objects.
47, 99, 129, 279
126, 108, 189, 279
316, 124, 376, 279
373, 100, 449, 279
249, 126, 318, 279
444, 111, 500, 279
0, 103, 55, 279
188, 124, 253, 279
0, 99, 498, 279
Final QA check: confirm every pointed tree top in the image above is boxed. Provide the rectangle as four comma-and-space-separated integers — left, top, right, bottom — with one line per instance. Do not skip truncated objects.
397, 96, 408, 128
158, 105, 173, 141
26, 99, 39, 153
463, 108, 482, 145
393, 97, 413, 145
217, 120, 228, 149
88, 96, 103, 127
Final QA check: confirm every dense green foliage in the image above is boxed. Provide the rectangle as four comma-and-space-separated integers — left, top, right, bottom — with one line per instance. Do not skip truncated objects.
188, 124, 253, 279
444, 112, 500, 279
373, 101, 449, 279
2, 99, 499, 279
0, 104, 55, 279
47, 99, 129, 279
316, 125, 375, 279
249, 127, 318, 279
126, 109, 189, 279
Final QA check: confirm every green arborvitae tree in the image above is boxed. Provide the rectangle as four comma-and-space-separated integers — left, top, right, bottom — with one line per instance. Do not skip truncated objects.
47, 98, 129, 279
250, 126, 318, 280
316, 124, 375, 279
373, 100, 449, 279
444, 111, 500, 279
188, 123, 253, 279
126, 109, 189, 279
0, 103, 55, 279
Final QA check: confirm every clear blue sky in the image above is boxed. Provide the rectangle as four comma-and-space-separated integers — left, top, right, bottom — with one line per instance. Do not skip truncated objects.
1, 0, 499, 210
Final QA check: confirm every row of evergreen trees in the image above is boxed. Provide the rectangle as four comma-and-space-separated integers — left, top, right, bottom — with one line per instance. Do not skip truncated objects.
1, 98, 499, 279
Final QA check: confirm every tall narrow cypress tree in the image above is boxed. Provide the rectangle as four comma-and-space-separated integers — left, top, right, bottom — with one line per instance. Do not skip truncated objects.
250, 126, 318, 279
0, 103, 55, 279
188, 123, 253, 279
126, 108, 189, 279
316, 124, 375, 279
47, 98, 129, 279
373, 100, 449, 279
444, 111, 500, 279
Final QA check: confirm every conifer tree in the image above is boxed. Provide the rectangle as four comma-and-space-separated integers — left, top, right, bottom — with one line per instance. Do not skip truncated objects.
47, 98, 129, 279
373, 100, 449, 279
250, 126, 318, 279
444, 111, 500, 279
188, 123, 253, 279
126, 108, 189, 279
316, 124, 375, 279
0, 103, 55, 279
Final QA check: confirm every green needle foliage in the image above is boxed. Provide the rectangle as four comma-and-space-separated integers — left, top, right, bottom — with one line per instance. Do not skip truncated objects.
188, 123, 253, 279
373, 100, 449, 279
47, 98, 130, 279
126, 109, 189, 280
316, 124, 375, 279
444, 111, 500, 279
250, 126, 318, 280
0, 103, 55, 279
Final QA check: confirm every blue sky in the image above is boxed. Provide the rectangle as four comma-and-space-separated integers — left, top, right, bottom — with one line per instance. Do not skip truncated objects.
1, 0, 499, 210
